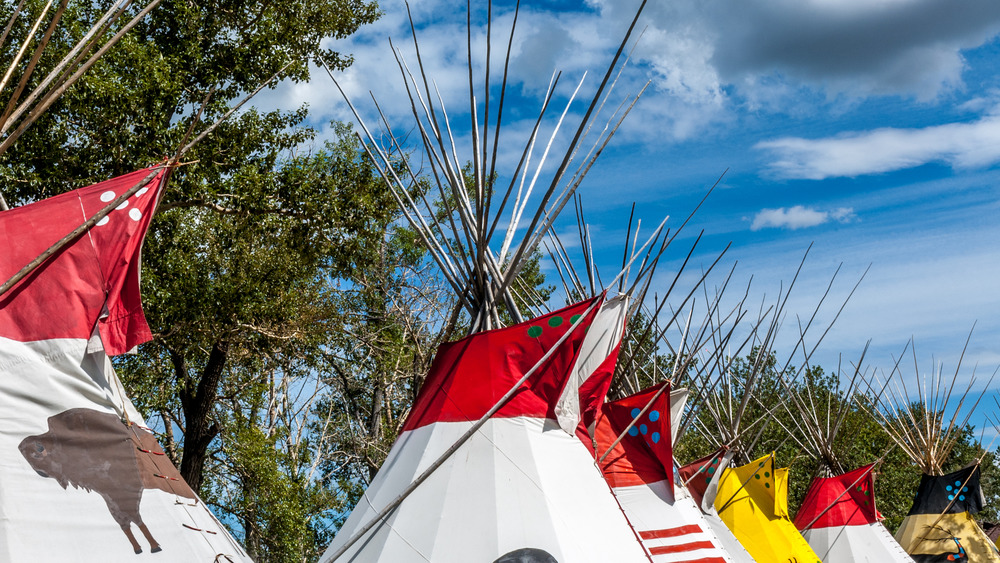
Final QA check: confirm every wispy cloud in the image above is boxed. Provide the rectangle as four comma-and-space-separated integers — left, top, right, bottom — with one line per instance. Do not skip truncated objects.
750, 205, 855, 230
756, 109, 1000, 179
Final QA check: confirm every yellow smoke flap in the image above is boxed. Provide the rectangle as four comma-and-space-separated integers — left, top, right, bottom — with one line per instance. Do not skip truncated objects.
715, 453, 821, 563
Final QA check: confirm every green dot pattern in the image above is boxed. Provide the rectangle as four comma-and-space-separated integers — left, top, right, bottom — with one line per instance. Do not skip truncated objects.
570, 314, 582, 324
548, 316, 563, 327
527, 326, 543, 338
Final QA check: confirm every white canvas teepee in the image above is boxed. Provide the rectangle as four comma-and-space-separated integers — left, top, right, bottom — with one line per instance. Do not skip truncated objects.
316, 0, 688, 559
0, 170, 250, 562
320, 297, 652, 563
595, 384, 756, 563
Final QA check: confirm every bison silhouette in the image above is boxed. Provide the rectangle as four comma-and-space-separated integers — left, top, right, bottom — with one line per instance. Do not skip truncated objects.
19, 408, 196, 554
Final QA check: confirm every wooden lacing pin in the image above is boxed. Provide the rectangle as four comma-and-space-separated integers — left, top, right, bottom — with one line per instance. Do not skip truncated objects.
153, 473, 180, 481
182, 523, 218, 535
136, 446, 166, 455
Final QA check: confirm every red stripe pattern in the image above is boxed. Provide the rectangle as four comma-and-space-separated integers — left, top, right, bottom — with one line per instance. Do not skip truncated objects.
649, 541, 718, 554
640, 525, 703, 539
637, 524, 730, 562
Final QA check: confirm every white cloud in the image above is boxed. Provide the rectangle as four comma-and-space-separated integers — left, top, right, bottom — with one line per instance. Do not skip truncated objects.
750, 205, 856, 231
591, 0, 1000, 111
757, 110, 1000, 179
253, 0, 1000, 146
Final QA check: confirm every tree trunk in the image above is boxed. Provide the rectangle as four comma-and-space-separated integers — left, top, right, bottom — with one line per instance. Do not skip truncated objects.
178, 340, 229, 491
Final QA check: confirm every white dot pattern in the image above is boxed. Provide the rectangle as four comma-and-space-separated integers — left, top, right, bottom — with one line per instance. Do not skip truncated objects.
95, 183, 153, 227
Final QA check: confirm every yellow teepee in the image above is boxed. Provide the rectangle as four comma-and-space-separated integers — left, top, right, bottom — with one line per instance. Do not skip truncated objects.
715, 453, 821, 563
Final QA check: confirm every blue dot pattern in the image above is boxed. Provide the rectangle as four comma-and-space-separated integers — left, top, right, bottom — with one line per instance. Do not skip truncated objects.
626, 408, 666, 454
948, 484, 970, 502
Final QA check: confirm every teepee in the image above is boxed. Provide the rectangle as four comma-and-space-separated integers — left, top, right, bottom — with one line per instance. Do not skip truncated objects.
0, 170, 251, 561
679, 258, 866, 563
315, 0, 686, 560
594, 383, 756, 562
320, 297, 658, 562
712, 452, 819, 562
0, 6, 305, 557
779, 347, 914, 562
865, 339, 1000, 563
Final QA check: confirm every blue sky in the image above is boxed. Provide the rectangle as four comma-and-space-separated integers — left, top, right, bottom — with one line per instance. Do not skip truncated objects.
258, 0, 1000, 437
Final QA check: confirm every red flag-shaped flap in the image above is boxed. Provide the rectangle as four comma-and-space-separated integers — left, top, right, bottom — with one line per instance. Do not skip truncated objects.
679, 448, 727, 507
595, 384, 674, 492
401, 296, 604, 432
605, 384, 673, 467
794, 463, 879, 530
594, 403, 668, 488
0, 168, 163, 355
576, 342, 621, 432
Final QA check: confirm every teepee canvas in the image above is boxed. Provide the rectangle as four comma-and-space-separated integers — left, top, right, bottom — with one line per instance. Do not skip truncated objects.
320, 297, 652, 563
795, 464, 913, 562
0, 169, 250, 561
714, 454, 821, 563
677, 453, 756, 563
596, 384, 755, 563
779, 350, 913, 563
894, 465, 999, 562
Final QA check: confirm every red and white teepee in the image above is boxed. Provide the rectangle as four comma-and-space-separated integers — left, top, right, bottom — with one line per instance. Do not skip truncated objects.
0, 169, 250, 562
320, 297, 653, 563
595, 384, 756, 563
775, 344, 912, 563
795, 464, 913, 562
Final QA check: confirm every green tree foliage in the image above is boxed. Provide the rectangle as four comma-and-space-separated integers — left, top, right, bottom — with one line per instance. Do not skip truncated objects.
2, 1, 387, 560
112, 129, 404, 560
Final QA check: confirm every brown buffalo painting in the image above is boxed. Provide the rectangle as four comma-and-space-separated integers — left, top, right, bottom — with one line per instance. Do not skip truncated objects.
18, 408, 196, 554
